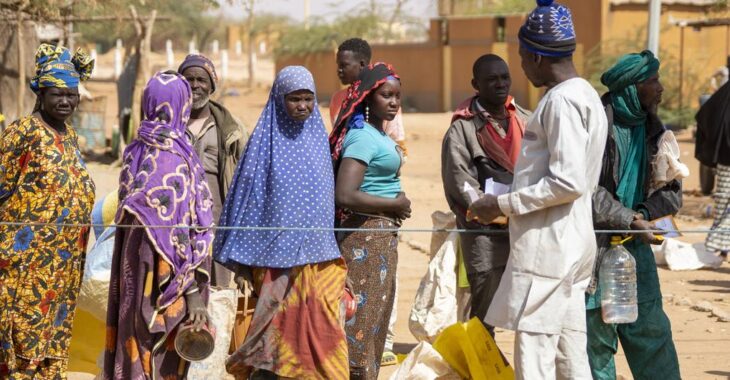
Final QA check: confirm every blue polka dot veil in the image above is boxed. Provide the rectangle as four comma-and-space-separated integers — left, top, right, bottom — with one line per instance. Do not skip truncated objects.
213, 66, 341, 268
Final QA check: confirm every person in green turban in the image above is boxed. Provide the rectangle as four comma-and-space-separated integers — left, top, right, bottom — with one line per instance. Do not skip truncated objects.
587, 50, 682, 380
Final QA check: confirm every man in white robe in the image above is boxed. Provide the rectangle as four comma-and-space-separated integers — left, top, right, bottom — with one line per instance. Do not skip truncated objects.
469, 1, 608, 379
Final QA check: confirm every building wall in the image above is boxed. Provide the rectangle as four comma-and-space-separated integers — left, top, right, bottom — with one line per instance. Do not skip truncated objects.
276, 2, 729, 113
276, 15, 530, 113
562, 0, 605, 61
373, 42, 444, 112
566, 0, 727, 107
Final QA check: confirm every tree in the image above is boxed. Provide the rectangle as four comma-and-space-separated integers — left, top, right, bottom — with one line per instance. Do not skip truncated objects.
274, 14, 380, 58
441, 0, 534, 15
384, 0, 410, 43
0, 0, 76, 20
73, 0, 220, 53
243, 0, 256, 87
583, 27, 705, 128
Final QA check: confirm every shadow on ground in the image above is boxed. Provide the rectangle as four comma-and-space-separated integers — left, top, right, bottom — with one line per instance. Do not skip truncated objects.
705, 370, 730, 377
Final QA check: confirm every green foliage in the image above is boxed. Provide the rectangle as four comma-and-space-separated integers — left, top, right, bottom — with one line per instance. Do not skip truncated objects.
71, 0, 220, 53
0, 0, 77, 20
456, 0, 534, 15
583, 28, 705, 129
274, 14, 380, 58
252, 13, 292, 35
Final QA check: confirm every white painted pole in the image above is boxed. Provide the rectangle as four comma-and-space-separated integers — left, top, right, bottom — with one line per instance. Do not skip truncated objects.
212, 39, 219, 55
189, 40, 196, 55
166, 39, 174, 68
90, 48, 97, 78
648, 0, 661, 57
304, 0, 311, 30
251, 50, 257, 80
114, 39, 122, 79
221, 49, 229, 81
235, 40, 242, 56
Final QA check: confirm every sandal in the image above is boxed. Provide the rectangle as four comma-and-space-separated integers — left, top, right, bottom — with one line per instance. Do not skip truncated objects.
381, 351, 398, 367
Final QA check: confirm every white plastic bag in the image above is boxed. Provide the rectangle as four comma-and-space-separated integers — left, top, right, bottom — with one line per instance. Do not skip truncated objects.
652, 238, 723, 271
649, 131, 690, 194
389, 341, 461, 380
430, 211, 456, 258
187, 288, 237, 380
409, 232, 459, 343
78, 227, 116, 321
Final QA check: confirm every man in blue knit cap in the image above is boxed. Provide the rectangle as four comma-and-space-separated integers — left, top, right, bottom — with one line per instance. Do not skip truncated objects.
469, 1, 608, 378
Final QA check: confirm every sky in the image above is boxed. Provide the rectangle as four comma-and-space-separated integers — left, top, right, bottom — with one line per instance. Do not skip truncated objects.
217, 0, 439, 23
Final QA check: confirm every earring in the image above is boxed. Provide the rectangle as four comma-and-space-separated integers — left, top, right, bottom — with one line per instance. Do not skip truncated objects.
365, 104, 370, 122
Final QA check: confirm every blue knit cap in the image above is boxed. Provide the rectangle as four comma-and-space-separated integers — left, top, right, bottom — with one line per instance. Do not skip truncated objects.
519, 0, 577, 58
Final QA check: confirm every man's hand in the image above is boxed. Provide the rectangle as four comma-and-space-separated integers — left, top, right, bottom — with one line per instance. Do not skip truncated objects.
630, 213, 664, 245
185, 291, 210, 332
234, 267, 254, 294
468, 194, 504, 224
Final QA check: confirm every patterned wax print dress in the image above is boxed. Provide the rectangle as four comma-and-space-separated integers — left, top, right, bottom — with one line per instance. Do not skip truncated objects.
0, 115, 95, 379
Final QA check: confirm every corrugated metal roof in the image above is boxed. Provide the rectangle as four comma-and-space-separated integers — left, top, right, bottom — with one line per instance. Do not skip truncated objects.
611, 0, 718, 5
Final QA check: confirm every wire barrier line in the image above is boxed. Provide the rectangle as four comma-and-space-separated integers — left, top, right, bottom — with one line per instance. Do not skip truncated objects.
1, 221, 729, 235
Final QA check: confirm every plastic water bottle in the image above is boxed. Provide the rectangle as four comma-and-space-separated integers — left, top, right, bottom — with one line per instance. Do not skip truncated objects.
599, 237, 638, 324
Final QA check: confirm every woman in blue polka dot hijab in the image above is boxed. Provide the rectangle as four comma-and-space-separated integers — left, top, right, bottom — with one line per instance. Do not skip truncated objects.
215, 66, 348, 379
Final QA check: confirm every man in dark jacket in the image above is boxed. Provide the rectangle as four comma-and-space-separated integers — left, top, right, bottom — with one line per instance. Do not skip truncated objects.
588, 50, 682, 380
441, 54, 529, 330
179, 54, 248, 287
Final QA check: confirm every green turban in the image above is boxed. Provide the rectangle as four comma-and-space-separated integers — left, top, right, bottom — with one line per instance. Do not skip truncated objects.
601, 50, 660, 126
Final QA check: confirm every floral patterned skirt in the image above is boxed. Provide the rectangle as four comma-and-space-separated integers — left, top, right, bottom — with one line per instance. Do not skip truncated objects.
0, 224, 90, 380
337, 214, 399, 380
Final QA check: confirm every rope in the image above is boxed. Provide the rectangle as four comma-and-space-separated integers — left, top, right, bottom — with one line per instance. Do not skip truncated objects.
1, 221, 728, 235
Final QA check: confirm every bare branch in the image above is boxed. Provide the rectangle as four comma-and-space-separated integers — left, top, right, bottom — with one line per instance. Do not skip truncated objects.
386, 0, 409, 42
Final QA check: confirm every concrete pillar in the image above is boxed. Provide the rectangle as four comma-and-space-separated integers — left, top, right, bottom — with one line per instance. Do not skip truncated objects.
166, 39, 174, 68
212, 39, 219, 55
90, 48, 97, 78
235, 40, 242, 56
441, 45, 452, 112
221, 49, 229, 81
189, 40, 197, 55
114, 39, 123, 79
648, 0, 661, 57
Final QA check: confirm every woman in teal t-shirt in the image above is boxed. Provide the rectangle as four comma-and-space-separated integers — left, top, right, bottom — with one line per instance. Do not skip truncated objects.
329, 63, 411, 380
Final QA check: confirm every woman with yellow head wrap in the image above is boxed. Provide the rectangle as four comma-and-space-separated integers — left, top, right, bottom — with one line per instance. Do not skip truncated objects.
0, 43, 95, 379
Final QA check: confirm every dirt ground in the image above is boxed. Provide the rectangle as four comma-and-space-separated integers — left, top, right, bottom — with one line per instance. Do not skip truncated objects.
72, 77, 730, 379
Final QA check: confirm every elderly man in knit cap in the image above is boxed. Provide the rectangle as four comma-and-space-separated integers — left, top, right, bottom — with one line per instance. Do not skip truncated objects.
468, 1, 608, 378
178, 54, 248, 287
587, 50, 681, 380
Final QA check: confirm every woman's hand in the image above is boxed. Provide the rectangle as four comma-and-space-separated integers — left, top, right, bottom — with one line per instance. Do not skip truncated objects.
185, 291, 209, 332
345, 276, 355, 294
336, 158, 411, 219
393, 192, 412, 220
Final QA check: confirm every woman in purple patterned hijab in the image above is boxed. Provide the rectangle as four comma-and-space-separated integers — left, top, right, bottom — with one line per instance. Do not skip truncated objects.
103, 71, 214, 379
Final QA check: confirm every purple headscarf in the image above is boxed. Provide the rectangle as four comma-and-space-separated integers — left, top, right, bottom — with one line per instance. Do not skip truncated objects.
117, 71, 214, 311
